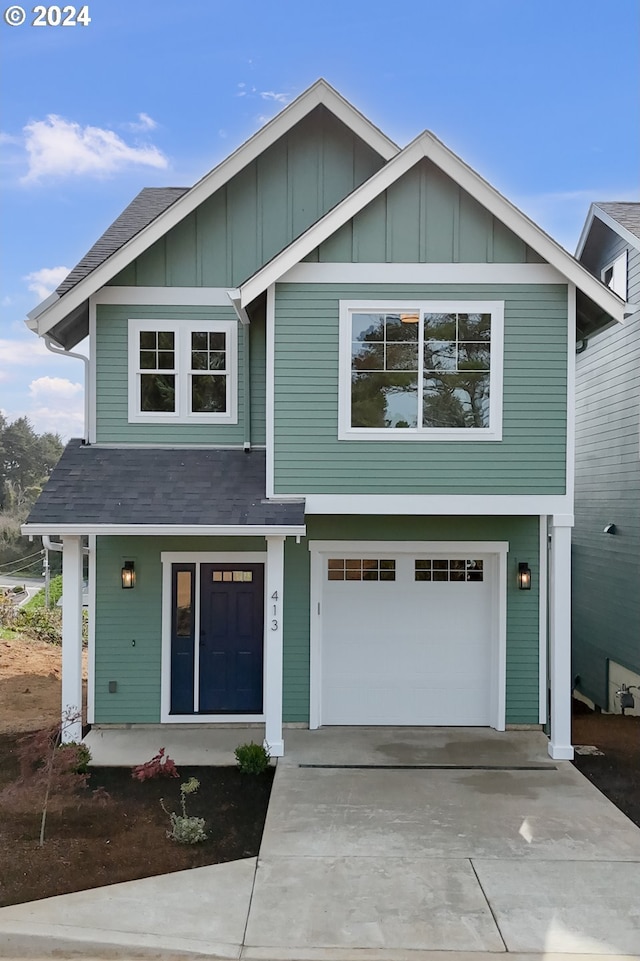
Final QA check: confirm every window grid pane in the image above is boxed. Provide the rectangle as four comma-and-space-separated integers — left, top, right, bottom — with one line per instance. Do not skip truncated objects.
414, 559, 484, 582
327, 558, 396, 582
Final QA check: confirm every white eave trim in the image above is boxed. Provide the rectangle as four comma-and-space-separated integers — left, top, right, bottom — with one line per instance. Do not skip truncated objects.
576, 203, 640, 259
22, 523, 306, 537
28, 79, 399, 339
239, 131, 625, 325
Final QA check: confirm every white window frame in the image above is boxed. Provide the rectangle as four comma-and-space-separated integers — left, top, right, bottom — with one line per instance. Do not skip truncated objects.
338, 300, 504, 442
128, 318, 238, 425
601, 251, 628, 300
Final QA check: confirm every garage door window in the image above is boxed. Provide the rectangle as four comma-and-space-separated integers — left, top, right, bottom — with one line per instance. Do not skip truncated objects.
327, 558, 396, 581
415, 559, 484, 582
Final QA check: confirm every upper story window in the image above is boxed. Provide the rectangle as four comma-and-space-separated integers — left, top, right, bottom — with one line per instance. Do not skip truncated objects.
601, 251, 628, 299
339, 301, 503, 441
128, 319, 237, 424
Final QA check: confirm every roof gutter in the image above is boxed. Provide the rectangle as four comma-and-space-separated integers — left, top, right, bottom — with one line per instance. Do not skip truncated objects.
23, 523, 307, 537
44, 336, 89, 444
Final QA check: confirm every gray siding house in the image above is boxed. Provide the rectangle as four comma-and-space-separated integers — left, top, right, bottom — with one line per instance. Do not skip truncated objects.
573, 203, 640, 715
22, 81, 624, 759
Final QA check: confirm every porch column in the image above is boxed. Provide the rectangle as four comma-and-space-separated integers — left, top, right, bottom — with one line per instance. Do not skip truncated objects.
61, 535, 84, 743
548, 515, 574, 760
264, 535, 285, 757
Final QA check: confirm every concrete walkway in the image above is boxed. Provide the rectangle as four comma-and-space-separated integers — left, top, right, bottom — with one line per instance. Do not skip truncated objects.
1, 728, 639, 959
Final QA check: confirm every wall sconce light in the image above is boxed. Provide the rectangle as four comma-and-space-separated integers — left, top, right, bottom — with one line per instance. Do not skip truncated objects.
517, 562, 531, 591
121, 561, 136, 589
603, 523, 617, 535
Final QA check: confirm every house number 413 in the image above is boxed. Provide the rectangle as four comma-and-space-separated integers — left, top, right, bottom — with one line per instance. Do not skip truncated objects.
271, 591, 279, 631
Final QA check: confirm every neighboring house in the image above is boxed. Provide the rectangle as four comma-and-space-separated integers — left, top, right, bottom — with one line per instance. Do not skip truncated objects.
573, 203, 640, 716
22, 81, 624, 759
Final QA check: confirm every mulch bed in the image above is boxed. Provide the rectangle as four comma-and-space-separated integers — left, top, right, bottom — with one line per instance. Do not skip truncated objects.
0, 733, 273, 907
572, 699, 640, 829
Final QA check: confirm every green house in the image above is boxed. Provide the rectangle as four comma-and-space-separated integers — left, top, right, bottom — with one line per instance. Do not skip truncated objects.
23, 81, 624, 759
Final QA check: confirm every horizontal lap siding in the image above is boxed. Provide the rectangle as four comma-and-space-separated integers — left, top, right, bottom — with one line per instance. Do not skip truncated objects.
281, 515, 540, 725
573, 244, 640, 707
96, 305, 246, 444
94, 536, 266, 723
274, 284, 567, 494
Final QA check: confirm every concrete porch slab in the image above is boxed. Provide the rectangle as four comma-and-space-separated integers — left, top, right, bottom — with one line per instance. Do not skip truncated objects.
245, 855, 505, 952
84, 725, 266, 766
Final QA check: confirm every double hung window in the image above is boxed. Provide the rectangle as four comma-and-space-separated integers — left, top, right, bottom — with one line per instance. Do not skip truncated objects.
128, 319, 237, 424
339, 300, 503, 440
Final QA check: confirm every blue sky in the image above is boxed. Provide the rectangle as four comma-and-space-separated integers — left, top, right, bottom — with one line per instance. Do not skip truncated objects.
1, 0, 638, 440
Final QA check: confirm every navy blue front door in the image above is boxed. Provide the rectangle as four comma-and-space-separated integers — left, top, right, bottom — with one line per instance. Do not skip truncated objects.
199, 564, 264, 713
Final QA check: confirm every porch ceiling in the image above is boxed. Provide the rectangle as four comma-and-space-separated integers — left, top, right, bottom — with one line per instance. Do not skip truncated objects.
24, 442, 305, 531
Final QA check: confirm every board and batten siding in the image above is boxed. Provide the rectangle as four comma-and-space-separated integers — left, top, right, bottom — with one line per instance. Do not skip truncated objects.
93, 536, 266, 724
108, 106, 385, 290
572, 242, 640, 708
305, 159, 546, 265
273, 283, 568, 495
95, 304, 265, 444
282, 515, 541, 726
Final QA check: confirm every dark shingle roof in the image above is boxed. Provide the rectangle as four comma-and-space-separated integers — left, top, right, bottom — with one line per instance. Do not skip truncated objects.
594, 202, 640, 241
27, 442, 305, 528
56, 188, 189, 296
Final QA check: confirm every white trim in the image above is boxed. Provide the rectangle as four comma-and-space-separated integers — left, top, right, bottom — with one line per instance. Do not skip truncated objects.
127, 318, 238, 425
538, 515, 548, 725
29, 80, 398, 339
576, 203, 640, 258
160, 551, 268, 725
87, 534, 96, 725
22, 523, 306, 536
265, 284, 276, 499
297, 494, 571, 516
61, 536, 84, 743
566, 285, 576, 513
547, 522, 574, 759
88, 297, 97, 444
308, 539, 508, 731
338, 299, 503, 442
601, 250, 628, 300
93, 287, 238, 307
239, 131, 625, 325
264, 537, 285, 756
281, 263, 565, 285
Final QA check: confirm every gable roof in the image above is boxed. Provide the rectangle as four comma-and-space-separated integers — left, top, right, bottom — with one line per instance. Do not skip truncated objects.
26, 80, 399, 347
237, 130, 625, 325
23, 442, 305, 535
576, 201, 640, 258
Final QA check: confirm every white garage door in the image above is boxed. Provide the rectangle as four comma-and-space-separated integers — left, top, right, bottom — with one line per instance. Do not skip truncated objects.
321, 552, 494, 726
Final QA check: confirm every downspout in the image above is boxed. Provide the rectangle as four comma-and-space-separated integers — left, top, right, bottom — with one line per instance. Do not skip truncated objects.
44, 335, 90, 444
227, 291, 252, 451
42, 535, 89, 556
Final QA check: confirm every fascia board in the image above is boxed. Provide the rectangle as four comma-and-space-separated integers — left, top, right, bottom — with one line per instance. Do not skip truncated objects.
22, 523, 307, 537
240, 130, 625, 326
30, 80, 399, 339
575, 204, 597, 259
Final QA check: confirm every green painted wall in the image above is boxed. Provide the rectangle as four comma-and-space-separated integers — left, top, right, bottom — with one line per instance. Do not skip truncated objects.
94, 519, 540, 726
93, 536, 266, 723
95, 304, 265, 445
274, 283, 567, 494
282, 515, 540, 724
304, 159, 546, 265
108, 106, 385, 289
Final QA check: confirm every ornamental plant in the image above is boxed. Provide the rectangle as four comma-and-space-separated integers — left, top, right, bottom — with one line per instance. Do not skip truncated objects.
131, 748, 179, 781
161, 777, 207, 844
234, 741, 270, 775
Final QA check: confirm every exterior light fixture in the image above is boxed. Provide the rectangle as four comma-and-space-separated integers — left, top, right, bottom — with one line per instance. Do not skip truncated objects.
603, 523, 616, 535
121, 561, 136, 589
517, 562, 531, 591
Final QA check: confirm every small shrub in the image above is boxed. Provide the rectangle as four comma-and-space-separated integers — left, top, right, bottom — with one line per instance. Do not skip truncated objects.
161, 777, 207, 844
15, 606, 62, 644
0, 594, 18, 630
235, 741, 270, 775
132, 747, 179, 781
58, 741, 92, 774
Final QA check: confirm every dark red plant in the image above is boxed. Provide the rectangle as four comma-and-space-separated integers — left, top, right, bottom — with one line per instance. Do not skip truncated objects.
131, 748, 179, 781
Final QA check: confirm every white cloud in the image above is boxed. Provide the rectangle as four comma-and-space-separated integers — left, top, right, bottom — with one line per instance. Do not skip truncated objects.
23, 266, 70, 301
1, 296, 14, 308
0, 132, 21, 146
29, 375, 83, 401
21, 115, 169, 183
0, 337, 50, 366
260, 91, 290, 104
127, 112, 158, 132
27, 377, 84, 439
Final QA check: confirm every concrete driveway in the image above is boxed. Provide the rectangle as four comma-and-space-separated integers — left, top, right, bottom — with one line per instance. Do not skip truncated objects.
1, 727, 639, 958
